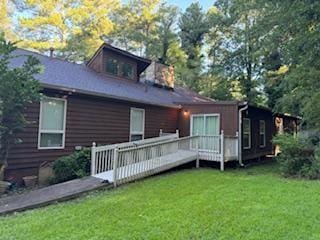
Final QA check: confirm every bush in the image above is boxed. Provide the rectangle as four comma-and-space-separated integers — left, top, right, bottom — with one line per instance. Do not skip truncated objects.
273, 134, 320, 179
51, 149, 91, 184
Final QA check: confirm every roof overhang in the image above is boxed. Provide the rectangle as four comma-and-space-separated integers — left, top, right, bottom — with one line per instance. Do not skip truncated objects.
41, 83, 181, 109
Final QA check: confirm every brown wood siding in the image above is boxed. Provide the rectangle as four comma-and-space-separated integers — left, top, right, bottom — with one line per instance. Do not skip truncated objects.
6, 91, 178, 183
87, 50, 103, 73
178, 103, 239, 137
242, 106, 274, 160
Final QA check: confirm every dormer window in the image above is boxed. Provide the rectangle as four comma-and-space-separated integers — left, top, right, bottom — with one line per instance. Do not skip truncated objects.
87, 43, 151, 81
106, 58, 119, 75
122, 63, 134, 79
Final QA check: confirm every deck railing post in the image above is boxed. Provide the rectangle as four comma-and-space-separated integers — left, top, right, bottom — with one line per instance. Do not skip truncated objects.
91, 142, 96, 176
196, 137, 200, 168
220, 131, 225, 171
176, 129, 179, 137
113, 147, 119, 187
159, 129, 163, 137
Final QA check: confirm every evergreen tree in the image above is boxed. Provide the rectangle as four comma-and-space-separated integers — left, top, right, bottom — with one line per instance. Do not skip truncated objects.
0, 34, 41, 177
178, 2, 209, 91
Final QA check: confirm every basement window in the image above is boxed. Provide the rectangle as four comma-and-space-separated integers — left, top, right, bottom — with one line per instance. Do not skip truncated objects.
259, 120, 266, 147
38, 97, 67, 149
243, 118, 251, 149
130, 108, 145, 141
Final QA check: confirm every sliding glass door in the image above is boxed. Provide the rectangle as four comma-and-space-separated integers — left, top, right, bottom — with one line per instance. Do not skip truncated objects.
191, 114, 219, 136
191, 114, 220, 151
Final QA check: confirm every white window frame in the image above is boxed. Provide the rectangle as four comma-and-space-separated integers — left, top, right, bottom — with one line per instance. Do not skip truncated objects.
190, 113, 220, 136
130, 107, 145, 141
259, 120, 266, 148
243, 118, 251, 149
38, 97, 67, 150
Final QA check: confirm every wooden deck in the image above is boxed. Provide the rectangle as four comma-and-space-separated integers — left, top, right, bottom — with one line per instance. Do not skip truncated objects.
91, 133, 238, 186
94, 149, 198, 183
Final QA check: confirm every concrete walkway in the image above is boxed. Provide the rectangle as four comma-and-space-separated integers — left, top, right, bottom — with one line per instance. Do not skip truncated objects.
0, 176, 111, 216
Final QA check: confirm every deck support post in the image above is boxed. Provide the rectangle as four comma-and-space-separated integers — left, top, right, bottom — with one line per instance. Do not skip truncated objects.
91, 142, 96, 176
113, 147, 119, 187
220, 131, 225, 171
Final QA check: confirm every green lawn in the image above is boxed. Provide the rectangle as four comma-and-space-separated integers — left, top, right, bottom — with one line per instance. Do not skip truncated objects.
1, 163, 320, 240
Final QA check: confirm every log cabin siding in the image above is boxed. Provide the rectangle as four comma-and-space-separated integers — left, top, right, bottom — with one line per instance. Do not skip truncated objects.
5, 91, 179, 183
178, 103, 239, 137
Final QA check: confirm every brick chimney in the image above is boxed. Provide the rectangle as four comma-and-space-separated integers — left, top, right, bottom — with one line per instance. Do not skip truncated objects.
142, 61, 175, 89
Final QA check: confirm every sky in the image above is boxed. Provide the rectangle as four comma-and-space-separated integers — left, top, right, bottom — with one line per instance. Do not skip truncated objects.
169, 0, 214, 10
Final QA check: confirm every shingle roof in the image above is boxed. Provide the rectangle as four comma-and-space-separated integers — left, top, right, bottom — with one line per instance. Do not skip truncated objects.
10, 49, 212, 108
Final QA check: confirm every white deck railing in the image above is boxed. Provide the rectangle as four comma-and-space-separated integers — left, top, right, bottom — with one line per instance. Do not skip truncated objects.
114, 136, 199, 186
91, 131, 239, 186
91, 132, 179, 175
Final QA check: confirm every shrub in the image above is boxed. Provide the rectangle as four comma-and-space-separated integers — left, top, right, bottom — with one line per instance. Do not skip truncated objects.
51, 148, 91, 184
273, 134, 320, 179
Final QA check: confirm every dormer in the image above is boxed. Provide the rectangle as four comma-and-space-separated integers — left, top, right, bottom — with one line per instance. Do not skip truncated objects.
87, 43, 151, 82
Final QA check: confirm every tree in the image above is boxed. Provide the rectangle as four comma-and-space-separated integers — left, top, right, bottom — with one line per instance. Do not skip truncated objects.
109, 0, 161, 57
178, 2, 209, 91
0, 34, 41, 178
257, 0, 320, 130
16, 0, 117, 62
150, 4, 179, 64
0, 0, 15, 40
206, 0, 265, 104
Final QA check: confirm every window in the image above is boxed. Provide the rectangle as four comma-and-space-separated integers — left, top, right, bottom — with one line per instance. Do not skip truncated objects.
130, 108, 145, 141
106, 58, 119, 75
122, 63, 134, 79
259, 120, 266, 147
243, 118, 251, 149
38, 97, 67, 149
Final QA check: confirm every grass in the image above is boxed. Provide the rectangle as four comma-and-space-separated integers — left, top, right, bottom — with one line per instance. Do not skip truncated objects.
1, 162, 320, 240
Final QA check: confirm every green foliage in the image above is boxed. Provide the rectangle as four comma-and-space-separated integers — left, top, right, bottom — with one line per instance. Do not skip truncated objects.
178, 2, 209, 91
16, 0, 118, 62
51, 149, 91, 184
273, 134, 320, 179
206, 0, 265, 103
0, 34, 41, 169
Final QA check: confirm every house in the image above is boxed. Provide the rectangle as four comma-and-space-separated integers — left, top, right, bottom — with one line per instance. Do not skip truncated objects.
6, 43, 299, 185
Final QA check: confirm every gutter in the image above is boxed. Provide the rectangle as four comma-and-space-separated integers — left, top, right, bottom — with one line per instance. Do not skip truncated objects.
238, 102, 248, 166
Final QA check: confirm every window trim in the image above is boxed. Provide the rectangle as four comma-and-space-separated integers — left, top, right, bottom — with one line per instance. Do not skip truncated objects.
243, 118, 251, 149
190, 113, 220, 136
129, 107, 145, 141
259, 120, 266, 148
38, 97, 67, 150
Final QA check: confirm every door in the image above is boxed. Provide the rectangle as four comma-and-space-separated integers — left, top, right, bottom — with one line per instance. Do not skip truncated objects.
191, 114, 220, 151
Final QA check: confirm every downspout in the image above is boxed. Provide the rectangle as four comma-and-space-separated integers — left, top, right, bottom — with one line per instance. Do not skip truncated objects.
238, 102, 248, 166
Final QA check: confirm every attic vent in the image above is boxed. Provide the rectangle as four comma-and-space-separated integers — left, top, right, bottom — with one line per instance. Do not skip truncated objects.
142, 61, 175, 89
